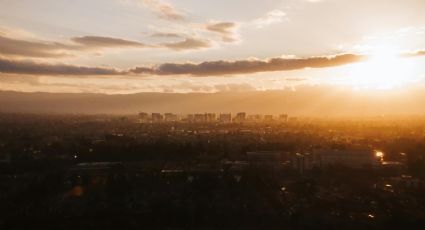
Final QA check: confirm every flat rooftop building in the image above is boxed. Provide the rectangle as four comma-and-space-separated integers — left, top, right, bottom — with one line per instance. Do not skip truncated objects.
315, 150, 383, 169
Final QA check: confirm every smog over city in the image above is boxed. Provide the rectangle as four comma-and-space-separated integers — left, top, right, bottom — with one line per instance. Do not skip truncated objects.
2, 0, 425, 229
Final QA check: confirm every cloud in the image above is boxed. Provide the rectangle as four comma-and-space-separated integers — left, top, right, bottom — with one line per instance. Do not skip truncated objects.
129, 54, 367, 76
285, 77, 307, 82
400, 50, 425, 58
213, 83, 256, 92
206, 22, 239, 42
142, 0, 185, 21
0, 35, 73, 58
206, 22, 236, 35
71, 36, 146, 48
253, 10, 287, 28
0, 58, 122, 75
413, 50, 425, 56
150, 32, 182, 38
0, 53, 367, 77
0, 30, 211, 59
161, 38, 211, 51
0, 33, 151, 58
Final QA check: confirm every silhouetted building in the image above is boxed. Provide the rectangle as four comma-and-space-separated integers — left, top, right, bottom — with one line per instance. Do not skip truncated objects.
288, 117, 298, 122
291, 153, 314, 174
152, 113, 163, 122
187, 114, 195, 122
279, 114, 288, 122
194, 114, 206, 123
219, 113, 232, 123
264, 115, 274, 122
234, 112, 246, 122
315, 150, 383, 169
206, 113, 216, 122
164, 113, 178, 122
138, 112, 149, 123
247, 114, 262, 122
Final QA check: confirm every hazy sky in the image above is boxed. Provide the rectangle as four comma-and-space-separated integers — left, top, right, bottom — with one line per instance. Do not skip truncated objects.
1, 0, 425, 94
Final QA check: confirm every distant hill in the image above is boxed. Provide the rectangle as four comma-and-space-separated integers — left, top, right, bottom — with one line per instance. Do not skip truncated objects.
1, 86, 425, 116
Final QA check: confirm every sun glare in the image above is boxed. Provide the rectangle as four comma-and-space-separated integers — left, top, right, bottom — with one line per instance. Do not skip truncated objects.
343, 44, 420, 89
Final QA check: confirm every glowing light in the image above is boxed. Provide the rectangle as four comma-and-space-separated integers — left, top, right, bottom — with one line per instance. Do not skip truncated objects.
341, 43, 421, 89
375, 151, 384, 158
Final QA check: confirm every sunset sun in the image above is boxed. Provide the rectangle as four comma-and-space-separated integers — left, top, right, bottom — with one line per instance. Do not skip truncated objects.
344, 45, 420, 89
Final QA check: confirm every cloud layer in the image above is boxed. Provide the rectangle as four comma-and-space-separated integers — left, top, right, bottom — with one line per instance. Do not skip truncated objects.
162, 38, 211, 51
0, 54, 367, 76
0, 35, 72, 58
0, 58, 121, 75
0, 33, 216, 59
71, 36, 146, 48
130, 54, 366, 76
206, 22, 239, 42
142, 0, 185, 21
0, 34, 149, 58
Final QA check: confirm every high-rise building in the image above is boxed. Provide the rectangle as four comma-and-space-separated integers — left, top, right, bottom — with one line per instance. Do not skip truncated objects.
234, 112, 246, 123
151, 113, 163, 122
264, 115, 274, 122
206, 113, 216, 122
194, 114, 206, 123
247, 114, 262, 122
186, 114, 195, 122
314, 150, 383, 169
278, 114, 288, 122
164, 113, 178, 122
219, 113, 232, 123
288, 117, 298, 122
138, 112, 149, 123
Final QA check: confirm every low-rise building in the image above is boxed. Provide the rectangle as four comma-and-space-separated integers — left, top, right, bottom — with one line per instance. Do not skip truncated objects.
291, 153, 314, 174
315, 150, 383, 169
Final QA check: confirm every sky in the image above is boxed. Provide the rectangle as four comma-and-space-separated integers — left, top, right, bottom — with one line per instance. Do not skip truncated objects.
1, 0, 425, 95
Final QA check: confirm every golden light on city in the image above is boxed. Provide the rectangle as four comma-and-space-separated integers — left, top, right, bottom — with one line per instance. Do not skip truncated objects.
375, 151, 384, 158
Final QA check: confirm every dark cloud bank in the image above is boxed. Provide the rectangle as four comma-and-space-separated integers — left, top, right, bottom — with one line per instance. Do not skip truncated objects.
0, 54, 366, 76
0, 58, 121, 75
130, 54, 366, 76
